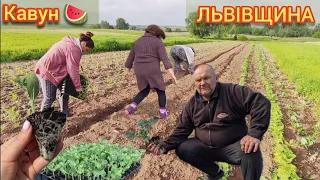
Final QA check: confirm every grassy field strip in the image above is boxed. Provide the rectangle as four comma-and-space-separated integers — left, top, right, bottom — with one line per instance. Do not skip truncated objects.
257, 45, 300, 180
260, 47, 319, 147
1, 31, 213, 62
262, 42, 320, 145
261, 42, 320, 110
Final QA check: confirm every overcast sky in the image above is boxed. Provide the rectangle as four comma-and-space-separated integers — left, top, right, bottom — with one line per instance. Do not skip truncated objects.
99, 0, 319, 26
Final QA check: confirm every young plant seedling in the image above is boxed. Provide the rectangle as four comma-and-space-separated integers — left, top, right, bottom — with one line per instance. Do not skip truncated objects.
148, 136, 167, 154
14, 73, 67, 160
124, 117, 160, 142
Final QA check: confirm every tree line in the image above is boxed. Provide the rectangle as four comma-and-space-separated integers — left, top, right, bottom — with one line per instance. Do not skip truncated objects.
87, 18, 184, 32
185, 11, 320, 39
86, 14, 320, 39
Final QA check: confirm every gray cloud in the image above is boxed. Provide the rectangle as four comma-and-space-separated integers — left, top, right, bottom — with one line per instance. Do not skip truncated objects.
98, 0, 319, 26
99, 0, 186, 26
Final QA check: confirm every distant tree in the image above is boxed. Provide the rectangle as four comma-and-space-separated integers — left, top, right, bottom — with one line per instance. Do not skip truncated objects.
164, 27, 172, 32
88, 23, 101, 29
312, 23, 320, 34
252, 27, 266, 36
100, 20, 111, 29
130, 26, 137, 30
313, 32, 320, 38
214, 24, 230, 39
115, 18, 130, 30
175, 28, 182, 32
185, 11, 213, 38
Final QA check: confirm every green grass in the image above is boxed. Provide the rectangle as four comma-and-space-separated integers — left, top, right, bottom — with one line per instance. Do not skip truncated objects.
262, 42, 320, 106
1, 28, 212, 62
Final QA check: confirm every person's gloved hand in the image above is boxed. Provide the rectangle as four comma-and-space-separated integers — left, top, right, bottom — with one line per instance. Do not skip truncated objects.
1, 120, 63, 180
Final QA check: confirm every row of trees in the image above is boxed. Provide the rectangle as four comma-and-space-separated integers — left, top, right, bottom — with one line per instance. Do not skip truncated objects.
88, 19, 185, 32
88, 18, 133, 30
86, 13, 320, 39
185, 11, 320, 39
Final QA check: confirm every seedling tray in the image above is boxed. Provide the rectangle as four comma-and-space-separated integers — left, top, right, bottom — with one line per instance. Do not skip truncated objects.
58, 74, 87, 100
35, 162, 141, 180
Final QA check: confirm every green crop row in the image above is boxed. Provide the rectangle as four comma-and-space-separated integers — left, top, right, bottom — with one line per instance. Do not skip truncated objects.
239, 44, 254, 86
218, 44, 255, 180
256, 45, 300, 180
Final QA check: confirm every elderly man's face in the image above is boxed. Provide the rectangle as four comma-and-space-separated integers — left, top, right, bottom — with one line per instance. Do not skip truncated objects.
194, 66, 217, 99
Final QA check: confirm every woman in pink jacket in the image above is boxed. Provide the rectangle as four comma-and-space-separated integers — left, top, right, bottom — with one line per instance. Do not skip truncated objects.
34, 32, 94, 116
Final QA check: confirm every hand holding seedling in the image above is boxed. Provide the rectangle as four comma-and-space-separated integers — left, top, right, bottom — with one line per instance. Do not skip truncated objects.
147, 136, 167, 155
0, 120, 63, 180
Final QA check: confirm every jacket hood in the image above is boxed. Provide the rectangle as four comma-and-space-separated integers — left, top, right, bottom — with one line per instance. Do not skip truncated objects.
61, 36, 82, 51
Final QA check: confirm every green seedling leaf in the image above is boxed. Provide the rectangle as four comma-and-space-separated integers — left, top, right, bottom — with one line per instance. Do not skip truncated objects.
25, 73, 40, 113
13, 73, 39, 113
149, 117, 160, 125
124, 131, 136, 139
137, 120, 148, 127
13, 76, 27, 90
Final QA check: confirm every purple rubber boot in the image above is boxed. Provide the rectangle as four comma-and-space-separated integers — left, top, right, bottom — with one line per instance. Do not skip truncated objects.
124, 102, 137, 118
160, 108, 168, 119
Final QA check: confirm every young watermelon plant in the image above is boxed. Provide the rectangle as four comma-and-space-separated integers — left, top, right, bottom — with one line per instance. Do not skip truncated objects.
125, 117, 160, 142
14, 73, 67, 160
41, 140, 145, 180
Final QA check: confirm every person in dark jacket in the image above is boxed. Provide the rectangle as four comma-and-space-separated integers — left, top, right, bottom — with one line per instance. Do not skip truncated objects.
124, 24, 177, 119
148, 64, 271, 180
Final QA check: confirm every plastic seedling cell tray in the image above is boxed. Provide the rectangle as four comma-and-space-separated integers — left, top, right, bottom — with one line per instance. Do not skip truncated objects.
58, 74, 87, 100
35, 162, 141, 180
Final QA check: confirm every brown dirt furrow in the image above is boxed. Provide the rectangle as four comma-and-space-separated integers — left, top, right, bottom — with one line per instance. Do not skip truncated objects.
228, 45, 275, 180
0, 42, 241, 143
261, 46, 320, 180
63, 43, 246, 140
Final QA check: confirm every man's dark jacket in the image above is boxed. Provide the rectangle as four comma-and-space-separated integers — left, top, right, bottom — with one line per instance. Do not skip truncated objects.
164, 82, 271, 152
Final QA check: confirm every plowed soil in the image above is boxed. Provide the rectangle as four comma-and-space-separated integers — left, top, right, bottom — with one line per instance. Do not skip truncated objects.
1, 41, 319, 180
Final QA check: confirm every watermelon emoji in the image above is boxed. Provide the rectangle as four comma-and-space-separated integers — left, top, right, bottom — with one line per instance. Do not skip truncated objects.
64, 4, 88, 25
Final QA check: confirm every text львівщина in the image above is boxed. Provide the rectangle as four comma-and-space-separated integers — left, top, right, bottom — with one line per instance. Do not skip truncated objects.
196, 6, 315, 26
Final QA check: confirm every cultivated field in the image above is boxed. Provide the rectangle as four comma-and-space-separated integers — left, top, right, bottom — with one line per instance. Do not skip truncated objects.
1, 28, 320, 180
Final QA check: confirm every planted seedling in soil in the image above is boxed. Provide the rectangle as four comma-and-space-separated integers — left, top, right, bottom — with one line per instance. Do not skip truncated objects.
125, 117, 160, 142
14, 73, 67, 160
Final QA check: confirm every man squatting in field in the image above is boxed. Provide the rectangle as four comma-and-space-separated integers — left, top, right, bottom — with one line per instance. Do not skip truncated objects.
149, 64, 271, 180
170, 45, 196, 75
